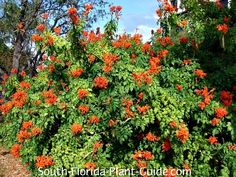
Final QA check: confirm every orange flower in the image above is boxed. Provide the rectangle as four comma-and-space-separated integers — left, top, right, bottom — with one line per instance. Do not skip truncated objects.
194, 69, 207, 79
32, 34, 43, 42
108, 119, 118, 127
176, 84, 183, 91
136, 160, 147, 169
93, 141, 103, 152
179, 37, 188, 44
176, 127, 189, 143
17, 130, 31, 142
215, 107, 228, 118
94, 76, 108, 89
77, 89, 89, 99
138, 105, 150, 114
217, 24, 228, 34
88, 54, 95, 63
41, 13, 49, 19
142, 43, 151, 53
211, 118, 220, 126
198, 101, 206, 110
11, 90, 28, 108
169, 121, 177, 128
35, 155, 54, 168
34, 100, 41, 105
146, 132, 159, 142
42, 90, 57, 105
20, 71, 26, 77
36, 24, 45, 32
71, 68, 84, 77
10, 144, 21, 158
0, 101, 14, 114
133, 151, 153, 161
71, 123, 83, 135
78, 105, 89, 114
228, 144, 236, 150
208, 136, 218, 144
220, 90, 233, 106
32, 127, 42, 136
88, 115, 100, 124
22, 121, 33, 130
68, 7, 77, 15
46, 36, 54, 46
84, 162, 96, 170
53, 27, 61, 35
182, 59, 192, 65
162, 139, 171, 152
19, 81, 31, 90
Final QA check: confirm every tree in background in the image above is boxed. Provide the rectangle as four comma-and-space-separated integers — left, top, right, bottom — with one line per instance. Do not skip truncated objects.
0, 0, 110, 75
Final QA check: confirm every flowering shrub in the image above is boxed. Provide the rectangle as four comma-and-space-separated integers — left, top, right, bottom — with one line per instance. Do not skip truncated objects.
0, 1, 236, 177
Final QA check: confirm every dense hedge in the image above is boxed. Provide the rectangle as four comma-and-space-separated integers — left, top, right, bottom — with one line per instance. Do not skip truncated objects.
0, 1, 236, 177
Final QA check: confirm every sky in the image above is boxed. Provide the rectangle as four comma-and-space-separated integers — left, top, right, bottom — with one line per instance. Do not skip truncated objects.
93, 0, 159, 41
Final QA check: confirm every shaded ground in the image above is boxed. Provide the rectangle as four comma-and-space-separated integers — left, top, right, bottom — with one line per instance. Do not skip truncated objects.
0, 147, 31, 177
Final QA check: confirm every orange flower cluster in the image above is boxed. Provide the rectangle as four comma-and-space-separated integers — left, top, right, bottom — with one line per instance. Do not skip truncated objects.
94, 76, 108, 89
122, 98, 135, 117
158, 49, 169, 58
110, 5, 122, 13
77, 89, 89, 99
146, 132, 159, 142
182, 59, 192, 65
0, 102, 14, 114
93, 141, 103, 152
10, 144, 21, 158
19, 81, 31, 90
148, 57, 161, 74
32, 127, 42, 136
220, 90, 233, 106
83, 4, 93, 16
176, 126, 189, 143
217, 24, 228, 34
71, 123, 83, 134
84, 162, 97, 170
83, 31, 103, 43
42, 89, 57, 105
163, 1, 176, 13
68, 7, 79, 24
53, 27, 61, 35
132, 72, 153, 86
141, 43, 151, 53
22, 121, 33, 130
179, 37, 189, 44
11, 90, 28, 108
71, 68, 84, 77
112, 35, 131, 49
211, 118, 220, 126
195, 86, 214, 110
157, 36, 174, 47
31, 34, 43, 42
46, 36, 54, 46
176, 84, 183, 91
138, 105, 150, 114
78, 105, 89, 114
228, 144, 236, 150
17, 130, 31, 142
194, 69, 207, 79
36, 24, 45, 32
131, 34, 142, 45
35, 155, 54, 168
215, 107, 228, 118
88, 54, 95, 63
156, 8, 163, 18
137, 92, 144, 103
102, 53, 119, 73
88, 115, 100, 124
162, 139, 172, 152
208, 136, 218, 145
108, 119, 118, 127
132, 151, 153, 161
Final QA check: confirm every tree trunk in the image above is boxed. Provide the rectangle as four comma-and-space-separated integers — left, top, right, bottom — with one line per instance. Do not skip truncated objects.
12, 0, 28, 71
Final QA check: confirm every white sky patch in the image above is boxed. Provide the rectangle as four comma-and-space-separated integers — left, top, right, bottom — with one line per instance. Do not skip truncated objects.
131, 25, 154, 42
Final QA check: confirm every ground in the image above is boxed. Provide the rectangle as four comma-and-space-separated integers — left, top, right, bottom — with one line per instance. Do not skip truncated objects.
0, 147, 30, 177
